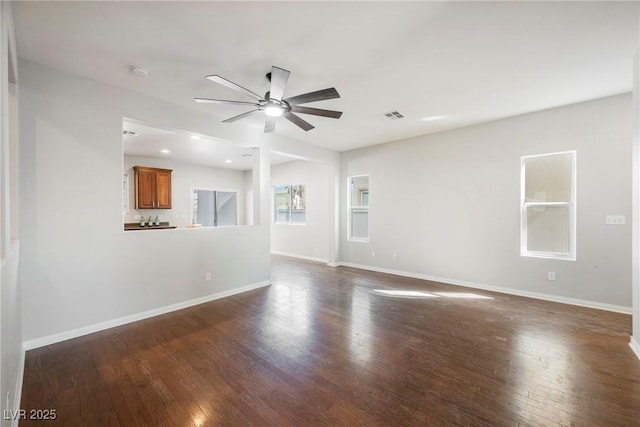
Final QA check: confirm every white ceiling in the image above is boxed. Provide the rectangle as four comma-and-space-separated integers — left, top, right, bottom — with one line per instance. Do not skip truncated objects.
122, 119, 294, 170
13, 1, 640, 152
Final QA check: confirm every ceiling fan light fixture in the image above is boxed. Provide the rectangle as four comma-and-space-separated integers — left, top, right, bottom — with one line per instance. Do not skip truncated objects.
264, 104, 284, 117
197, 65, 342, 133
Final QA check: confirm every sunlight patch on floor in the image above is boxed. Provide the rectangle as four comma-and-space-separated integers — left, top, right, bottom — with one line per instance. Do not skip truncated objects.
372, 289, 493, 299
434, 292, 493, 299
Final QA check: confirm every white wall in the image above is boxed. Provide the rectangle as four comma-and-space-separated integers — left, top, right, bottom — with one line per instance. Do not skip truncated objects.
632, 49, 640, 358
271, 160, 332, 262
0, 243, 20, 426
123, 155, 249, 228
243, 170, 254, 226
0, 2, 22, 424
18, 59, 276, 345
341, 94, 633, 310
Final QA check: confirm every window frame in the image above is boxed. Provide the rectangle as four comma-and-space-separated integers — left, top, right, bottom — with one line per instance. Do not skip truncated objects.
190, 187, 239, 228
123, 173, 129, 215
520, 151, 576, 261
273, 184, 306, 225
348, 174, 370, 242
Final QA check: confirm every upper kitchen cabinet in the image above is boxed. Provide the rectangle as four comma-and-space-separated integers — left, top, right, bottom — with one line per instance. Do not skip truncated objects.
134, 166, 172, 209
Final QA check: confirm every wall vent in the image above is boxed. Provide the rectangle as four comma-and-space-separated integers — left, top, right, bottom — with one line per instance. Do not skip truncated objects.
378, 110, 405, 120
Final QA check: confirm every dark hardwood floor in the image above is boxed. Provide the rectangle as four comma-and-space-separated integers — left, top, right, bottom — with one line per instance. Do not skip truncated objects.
20, 256, 640, 426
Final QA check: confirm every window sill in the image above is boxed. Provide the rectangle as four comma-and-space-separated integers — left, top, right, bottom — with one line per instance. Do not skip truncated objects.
521, 251, 576, 261
348, 238, 369, 243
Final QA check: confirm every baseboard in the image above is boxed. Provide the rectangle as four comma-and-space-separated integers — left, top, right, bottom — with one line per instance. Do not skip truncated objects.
338, 262, 632, 315
10, 347, 25, 427
630, 337, 640, 361
271, 251, 328, 264
22, 280, 271, 351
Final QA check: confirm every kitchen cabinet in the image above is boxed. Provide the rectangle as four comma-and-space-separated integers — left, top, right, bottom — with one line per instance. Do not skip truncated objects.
133, 166, 172, 209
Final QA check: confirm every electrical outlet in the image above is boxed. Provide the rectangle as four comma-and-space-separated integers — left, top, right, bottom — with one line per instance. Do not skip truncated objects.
392, 253, 399, 261
371, 250, 376, 257
205, 272, 212, 281
548, 272, 556, 281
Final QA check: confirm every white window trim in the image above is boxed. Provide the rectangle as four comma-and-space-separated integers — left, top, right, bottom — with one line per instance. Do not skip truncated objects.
348, 174, 370, 243
520, 151, 576, 261
123, 173, 129, 215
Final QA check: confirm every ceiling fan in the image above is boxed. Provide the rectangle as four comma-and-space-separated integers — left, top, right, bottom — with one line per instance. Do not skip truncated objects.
195, 66, 343, 133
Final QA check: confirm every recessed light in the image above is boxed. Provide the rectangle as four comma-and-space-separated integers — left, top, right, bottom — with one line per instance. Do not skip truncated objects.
161, 149, 170, 154
224, 159, 232, 164
130, 66, 148, 78
190, 135, 201, 140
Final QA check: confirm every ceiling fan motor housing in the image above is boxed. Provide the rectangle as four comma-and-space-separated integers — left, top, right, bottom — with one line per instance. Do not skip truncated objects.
195, 65, 342, 133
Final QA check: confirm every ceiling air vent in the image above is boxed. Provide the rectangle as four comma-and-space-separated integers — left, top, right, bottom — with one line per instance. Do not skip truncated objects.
377, 110, 405, 121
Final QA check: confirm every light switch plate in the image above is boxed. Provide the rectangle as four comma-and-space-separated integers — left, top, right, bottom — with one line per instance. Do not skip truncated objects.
605, 215, 625, 225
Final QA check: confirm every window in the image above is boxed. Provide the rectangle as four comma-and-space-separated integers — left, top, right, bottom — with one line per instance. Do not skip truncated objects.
274, 185, 306, 224
521, 151, 576, 260
349, 175, 369, 241
191, 189, 238, 227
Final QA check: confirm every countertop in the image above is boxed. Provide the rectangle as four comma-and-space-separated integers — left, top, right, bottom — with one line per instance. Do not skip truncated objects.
124, 222, 177, 231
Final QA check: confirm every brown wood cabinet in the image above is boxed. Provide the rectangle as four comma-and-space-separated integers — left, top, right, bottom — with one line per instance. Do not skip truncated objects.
133, 166, 172, 209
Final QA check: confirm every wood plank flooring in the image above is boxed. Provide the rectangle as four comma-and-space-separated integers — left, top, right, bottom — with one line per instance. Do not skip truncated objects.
20, 256, 640, 426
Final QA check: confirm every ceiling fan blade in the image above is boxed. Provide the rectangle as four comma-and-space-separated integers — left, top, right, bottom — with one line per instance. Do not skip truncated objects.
269, 66, 290, 102
284, 112, 315, 132
264, 117, 276, 133
291, 106, 343, 119
222, 109, 260, 123
206, 75, 263, 101
194, 98, 260, 107
285, 87, 340, 106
